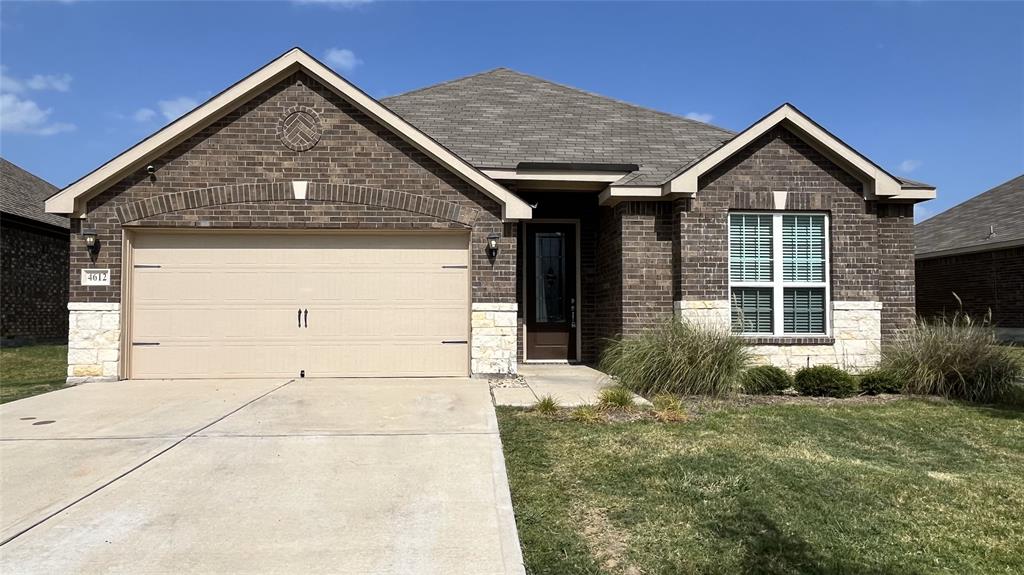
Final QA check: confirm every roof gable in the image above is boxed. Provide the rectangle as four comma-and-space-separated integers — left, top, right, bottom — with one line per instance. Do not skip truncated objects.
1, 158, 68, 229
45, 49, 531, 220
662, 104, 935, 201
915, 174, 1024, 257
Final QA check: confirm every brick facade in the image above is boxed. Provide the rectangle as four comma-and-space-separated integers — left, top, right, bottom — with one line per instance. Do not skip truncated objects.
70, 71, 515, 307
1, 215, 69, 343
916, 246, 1024, 329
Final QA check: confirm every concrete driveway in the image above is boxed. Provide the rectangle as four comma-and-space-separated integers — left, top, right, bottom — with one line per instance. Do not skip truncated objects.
0, 378, 525, 574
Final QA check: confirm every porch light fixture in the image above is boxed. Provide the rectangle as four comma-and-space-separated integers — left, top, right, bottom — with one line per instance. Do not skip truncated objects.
486, 233, 500, 256
83, 229, 98, 251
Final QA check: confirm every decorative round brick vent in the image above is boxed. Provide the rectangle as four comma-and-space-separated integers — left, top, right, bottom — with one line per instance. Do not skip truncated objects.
277, 106, 322, 152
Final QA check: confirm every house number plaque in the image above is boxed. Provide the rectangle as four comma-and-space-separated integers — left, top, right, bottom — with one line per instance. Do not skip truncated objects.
81, 268, 111, 286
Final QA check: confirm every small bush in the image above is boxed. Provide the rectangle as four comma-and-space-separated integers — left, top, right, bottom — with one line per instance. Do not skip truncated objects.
740, 365, 793, 395
597, 386, 635, 410
859, 368, 903, 395
794, 365, 858, 398
570, 405, 602, 423
599, 319, 750, 396
883, 313, 1023, 403
533, 395, 560, 415
651, 393, 687, 422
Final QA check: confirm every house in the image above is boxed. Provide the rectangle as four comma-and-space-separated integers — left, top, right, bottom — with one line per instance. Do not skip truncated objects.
1, 158, 70, 345
915, 174, 1023, 341
44, 48, 934, 383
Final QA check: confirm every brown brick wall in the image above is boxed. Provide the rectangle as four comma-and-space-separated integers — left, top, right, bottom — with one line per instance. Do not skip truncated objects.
70, 71, 514, 304
620, 202, 674, 334
1, 215, 69, 343
673, 126, 915, 344
916, 246, 1024, 328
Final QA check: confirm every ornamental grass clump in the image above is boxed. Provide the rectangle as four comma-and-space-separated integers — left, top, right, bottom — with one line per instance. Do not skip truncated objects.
599, 319, 750, 396
882, 312, 1023, 403
533, 395, 560, 415
597, 386, 636, 411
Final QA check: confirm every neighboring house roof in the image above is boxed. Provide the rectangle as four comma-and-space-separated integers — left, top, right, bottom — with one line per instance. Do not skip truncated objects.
45, 48, 532, 220
382, 68, 735, 187
0, 157, 69, 229
915, 174, 1024, 258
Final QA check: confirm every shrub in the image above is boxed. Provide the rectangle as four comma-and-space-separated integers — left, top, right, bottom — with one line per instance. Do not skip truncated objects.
883, 313, 1023, 403
599, 319, 750, 396
597, 386, 635, 410
859, 368, 903, 395
740, 365, 793, 395
570, 405, 602, 423
533, 395, 560, 415
794, 365, 858, 398
651, 393, 687, 422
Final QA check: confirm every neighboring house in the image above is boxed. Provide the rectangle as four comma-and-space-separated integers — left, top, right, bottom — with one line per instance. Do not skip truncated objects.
915, 174, 1024, 341
44, 48, 934, 383
1, 158, 70, 345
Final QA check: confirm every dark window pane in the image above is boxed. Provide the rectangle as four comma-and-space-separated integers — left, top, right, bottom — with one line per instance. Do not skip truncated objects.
535, 233, 565, 323
784, 288, 826, 333
731, 287, 773, 334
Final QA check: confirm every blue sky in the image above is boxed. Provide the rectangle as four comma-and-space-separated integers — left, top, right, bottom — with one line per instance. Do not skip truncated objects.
1, 1, 1021, 221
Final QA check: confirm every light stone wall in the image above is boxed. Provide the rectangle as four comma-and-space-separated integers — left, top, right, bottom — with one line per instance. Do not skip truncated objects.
471, 302, 518, 375
67, 302, 120, 384
674, 300, 882, 373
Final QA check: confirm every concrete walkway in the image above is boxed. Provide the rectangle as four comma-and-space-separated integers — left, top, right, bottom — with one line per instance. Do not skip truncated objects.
0, 378, 525, 575
492, 364, 649, 407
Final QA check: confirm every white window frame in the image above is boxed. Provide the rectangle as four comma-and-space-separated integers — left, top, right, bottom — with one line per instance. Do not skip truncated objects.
728, 211, 831, 337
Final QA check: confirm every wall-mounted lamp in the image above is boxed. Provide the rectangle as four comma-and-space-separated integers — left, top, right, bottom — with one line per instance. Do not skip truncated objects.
486, 232, 500, 257
83, 229, 98, 252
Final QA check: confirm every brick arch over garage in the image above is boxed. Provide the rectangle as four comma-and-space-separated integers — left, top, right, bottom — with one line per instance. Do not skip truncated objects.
115, 182, 481, 227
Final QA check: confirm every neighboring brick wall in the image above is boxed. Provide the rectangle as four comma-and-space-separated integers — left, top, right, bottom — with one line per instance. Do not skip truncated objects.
593, 205, 623, 359
1, 215, 69, 343
70, 71, 515, 306
620, 202, 674, 334
670, 126, 915, 346
916, 246, 1024, 328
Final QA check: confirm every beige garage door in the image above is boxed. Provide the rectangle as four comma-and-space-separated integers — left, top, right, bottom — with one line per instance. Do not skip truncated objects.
128, 232, 470, 379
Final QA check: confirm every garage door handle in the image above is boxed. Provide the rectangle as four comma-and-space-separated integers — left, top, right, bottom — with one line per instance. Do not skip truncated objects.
304, 309, 308, 328
297, 309, 302, 328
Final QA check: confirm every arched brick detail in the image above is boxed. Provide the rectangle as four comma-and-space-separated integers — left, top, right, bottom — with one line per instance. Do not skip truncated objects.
115, 182, 480, 226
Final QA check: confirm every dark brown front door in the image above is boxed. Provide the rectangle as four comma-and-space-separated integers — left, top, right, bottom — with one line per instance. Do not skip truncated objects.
526, 224, 577, 361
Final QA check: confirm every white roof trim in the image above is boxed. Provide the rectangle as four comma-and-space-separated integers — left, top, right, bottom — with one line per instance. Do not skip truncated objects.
597, 186, 663, 206
661, 103, 936, 201
46, 48, 532, 220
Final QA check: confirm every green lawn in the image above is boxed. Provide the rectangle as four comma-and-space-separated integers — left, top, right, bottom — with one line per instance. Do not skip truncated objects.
498, 400, 1024, 574
0, 344, 69, 404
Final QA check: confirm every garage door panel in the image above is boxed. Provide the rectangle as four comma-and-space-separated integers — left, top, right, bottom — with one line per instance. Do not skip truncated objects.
130, 233, 469, 379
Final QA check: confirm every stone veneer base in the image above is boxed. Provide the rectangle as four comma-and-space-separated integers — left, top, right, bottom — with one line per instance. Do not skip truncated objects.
67, 302, 121, 384
674, 300, 882, 372
471, 302, 518, 375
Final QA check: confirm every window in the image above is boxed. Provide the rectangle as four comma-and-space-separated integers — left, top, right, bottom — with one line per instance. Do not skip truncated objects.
729, 212, 829, 336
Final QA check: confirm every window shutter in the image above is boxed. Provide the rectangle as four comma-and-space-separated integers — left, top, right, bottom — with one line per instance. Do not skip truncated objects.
784, 288, 826, 333
783, 215, 825, 282
731, 287, 773, 333
730, 214, 773, 282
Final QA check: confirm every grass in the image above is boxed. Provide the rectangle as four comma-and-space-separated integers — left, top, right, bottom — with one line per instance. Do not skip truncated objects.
498, 400, 1024, 574
0, 344, 69, 404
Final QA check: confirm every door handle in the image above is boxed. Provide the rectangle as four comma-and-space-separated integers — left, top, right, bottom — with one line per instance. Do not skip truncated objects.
297, 309, 302, 328
304, 309, 308, 328
570, 298, 576, 329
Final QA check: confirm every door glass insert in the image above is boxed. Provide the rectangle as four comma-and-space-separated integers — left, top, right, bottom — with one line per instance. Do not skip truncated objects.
534, 232, 565, 323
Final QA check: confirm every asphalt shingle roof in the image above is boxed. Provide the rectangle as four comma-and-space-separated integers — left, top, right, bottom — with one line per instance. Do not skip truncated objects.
0, 158, 68, 229
382, 68, 735, 186
915, 174, 1024, 256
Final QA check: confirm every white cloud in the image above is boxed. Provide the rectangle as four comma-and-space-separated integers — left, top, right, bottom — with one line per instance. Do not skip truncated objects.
133, 107, 157, 122
323, 48, 362, 73
0, 93, 75, 135
26, 73, 72, 92
898, 159, 922, 173
685, 112, 714, 123
157, 97, 198, 121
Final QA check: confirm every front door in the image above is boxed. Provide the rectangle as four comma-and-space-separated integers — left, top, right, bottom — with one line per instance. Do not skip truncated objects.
526, 224, 577, 361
